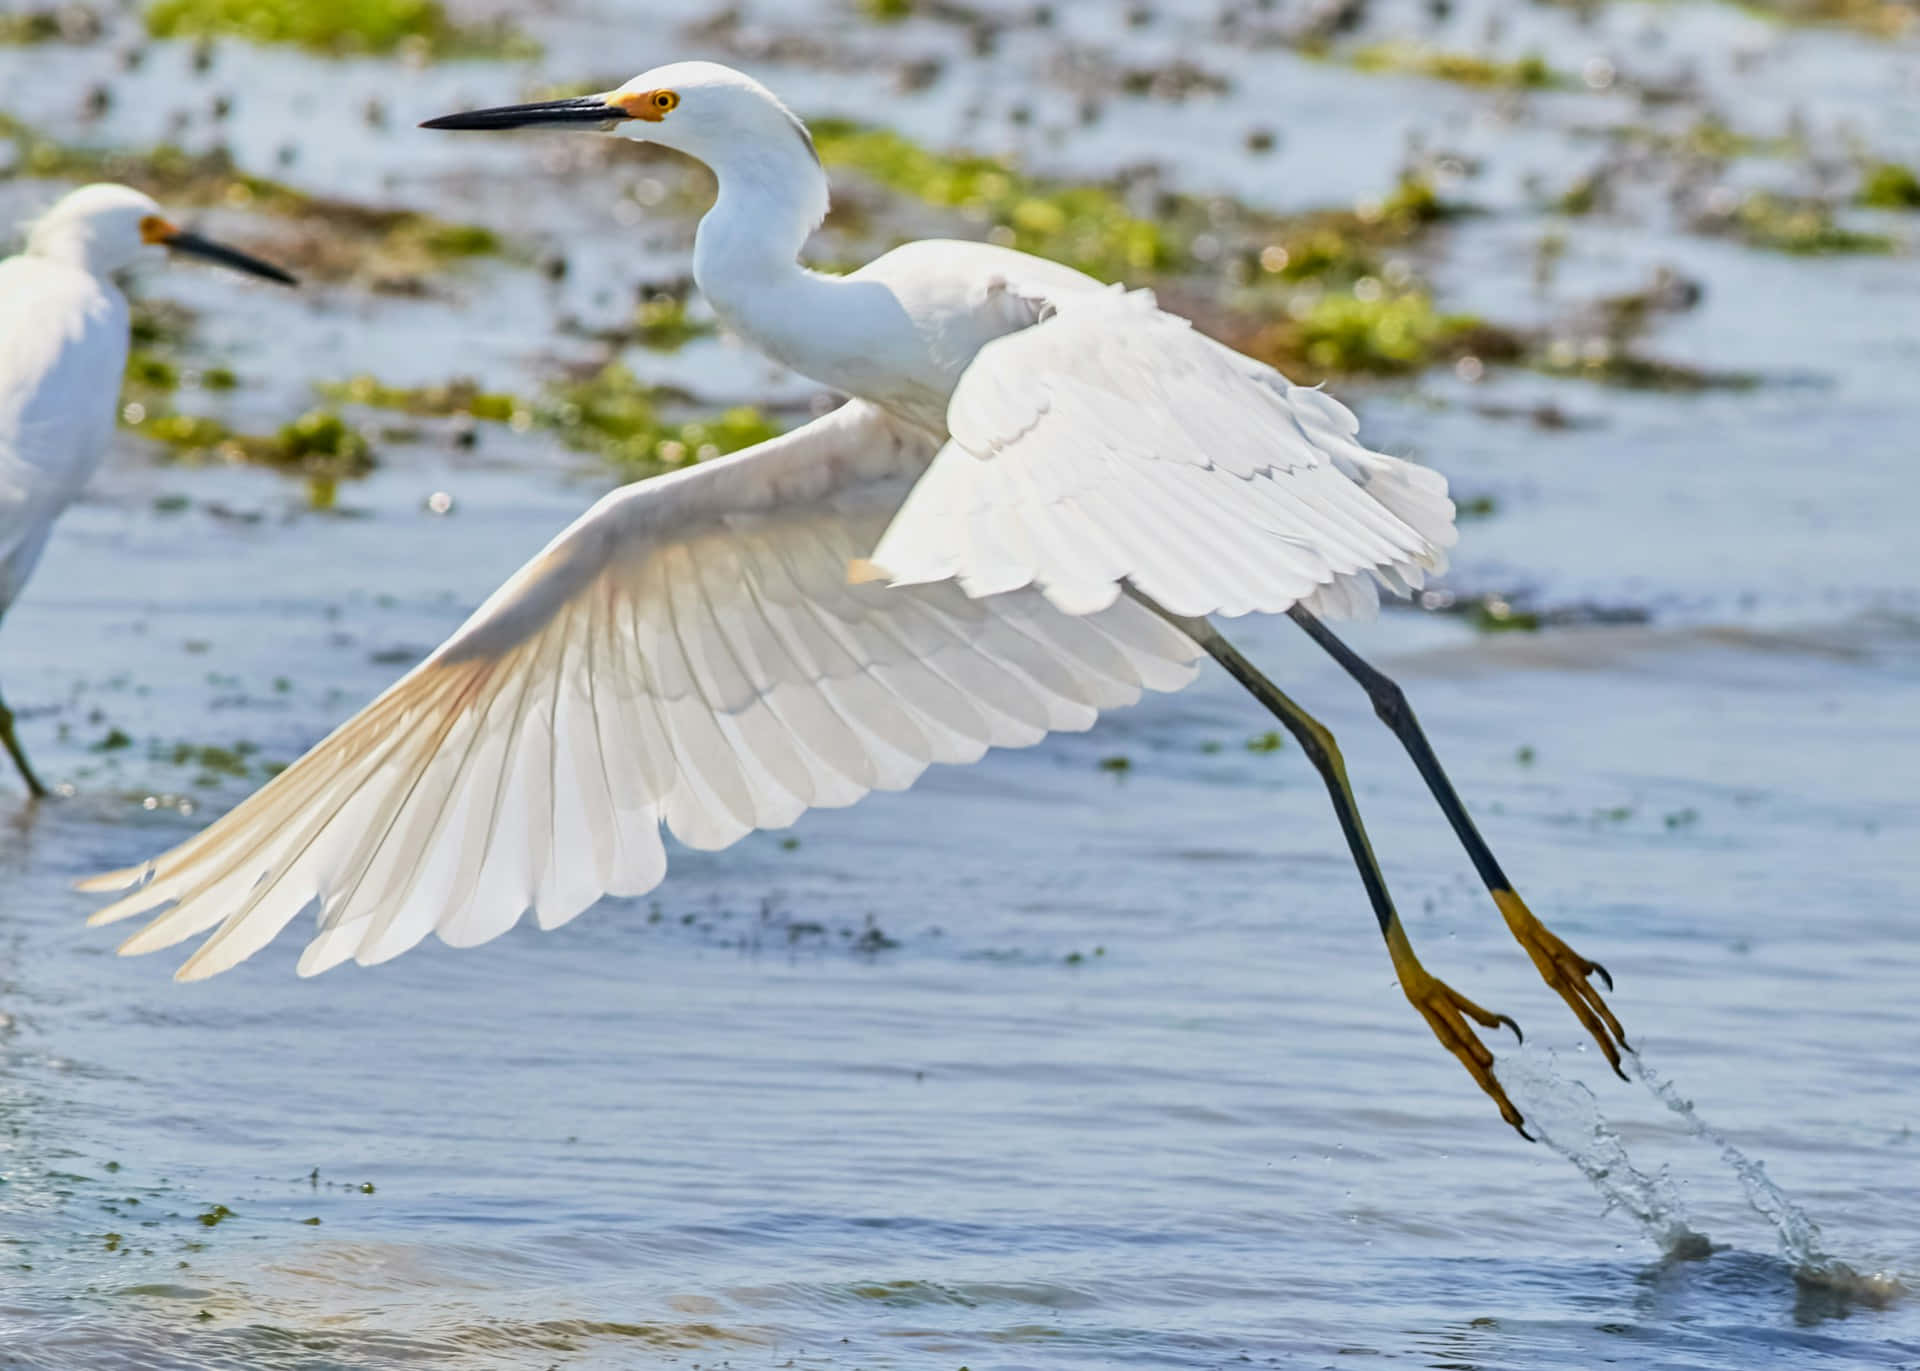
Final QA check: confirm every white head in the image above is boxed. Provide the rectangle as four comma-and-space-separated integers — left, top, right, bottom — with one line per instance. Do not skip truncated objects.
23, 181, 296, 284
421, 61, 829, 238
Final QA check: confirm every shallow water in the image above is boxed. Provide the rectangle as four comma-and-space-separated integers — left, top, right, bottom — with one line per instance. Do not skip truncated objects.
4, 0, 1920, 1366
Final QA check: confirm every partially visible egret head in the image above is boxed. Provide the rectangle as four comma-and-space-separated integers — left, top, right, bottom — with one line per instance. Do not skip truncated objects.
422, 61, 824, 211
25, 182, 296, 284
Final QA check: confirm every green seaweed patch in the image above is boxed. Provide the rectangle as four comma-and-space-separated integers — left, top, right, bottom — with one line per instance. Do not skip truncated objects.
1710, 191, 1893, 255
632, 293, 712, 351
331, 365, 785, 473
125, 349, 180, 392
1468, 596, 1541, 633
1682, 116, 1801, 163
1594, 118, 1802, 169
1732, 0, 1913, 37
126, 405, 375, 480
144, 0, 538, 58
322, 374, 520, 423
1530, 339, 1757, 391
811, 118, 1469, 304
1237, 289, 1493, 377
159, 740, 259, 779
1248, 177, 1464, 289
1857, 162, 1920, 209
539, 364, 782, 473
812, 119, 1173, 281
1349, 44, 1563, 90
0, 6, 104, 43
129, 297, 198, 349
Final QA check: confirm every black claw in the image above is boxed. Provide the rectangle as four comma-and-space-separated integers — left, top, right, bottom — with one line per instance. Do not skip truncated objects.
1589, 958, 1615, 992
1609, 1059, 1630, 1084
1513, 1118, 1535, 1142
1497, 1013, 1524, 1045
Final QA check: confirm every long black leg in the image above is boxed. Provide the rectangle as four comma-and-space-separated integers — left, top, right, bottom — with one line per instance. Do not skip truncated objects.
1161, 607, 1530, 1137
0, 680, 49, 800
1286, 604, 1629, 1076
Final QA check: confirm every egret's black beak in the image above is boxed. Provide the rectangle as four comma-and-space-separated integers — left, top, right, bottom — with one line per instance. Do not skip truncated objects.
420, 96, 624, 131
163, 229, 297, 286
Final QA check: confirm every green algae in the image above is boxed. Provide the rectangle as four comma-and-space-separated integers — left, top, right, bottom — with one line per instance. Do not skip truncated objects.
539, 365, 782, 473
127, 406, 375, 481
1857, 162, 1920, 209
1733, 0, 1914, 36
1288, 291, 1483, 373
1467, 596, 1542, 633
810, 118, 1493, 377
322, 375, 520, 423
1721, 192, 1892, 254
1531, 346, 1757, 391
813, 119, 1173, 281
0, 6, 103, 43
144, 0, 538, 58
162, 737, 266, 787
124, 350, 180, 392
323, 366, 782, 475
632, 293, 712, 351
1349, 44, 1562, 89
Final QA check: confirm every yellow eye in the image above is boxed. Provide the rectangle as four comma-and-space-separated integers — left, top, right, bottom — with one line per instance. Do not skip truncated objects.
653, 90, 678, 113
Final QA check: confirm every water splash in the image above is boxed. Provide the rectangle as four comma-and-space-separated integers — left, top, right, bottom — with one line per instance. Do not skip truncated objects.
1496, 1047, 1711, 1260
1630, 1054, 1906, 1303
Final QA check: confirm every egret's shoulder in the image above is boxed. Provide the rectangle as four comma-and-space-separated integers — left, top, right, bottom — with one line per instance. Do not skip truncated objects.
851, 238, 1106, 303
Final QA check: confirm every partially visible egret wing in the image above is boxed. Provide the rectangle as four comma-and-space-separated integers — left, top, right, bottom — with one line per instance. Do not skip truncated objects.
867, 286, 1457, 620
0, 256, 127, 606
81, 400, 1199, 979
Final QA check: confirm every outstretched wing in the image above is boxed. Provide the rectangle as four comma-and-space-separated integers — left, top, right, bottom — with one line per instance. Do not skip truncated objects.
867, 286, 1457, 620
82, 400, 1199, 979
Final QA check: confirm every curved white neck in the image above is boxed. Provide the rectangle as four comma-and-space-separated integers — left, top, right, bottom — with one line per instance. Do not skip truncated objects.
690, 146, 842, 368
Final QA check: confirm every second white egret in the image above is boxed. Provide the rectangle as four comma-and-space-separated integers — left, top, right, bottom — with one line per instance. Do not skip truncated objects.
2, 182, 295, 797
82, 64, 1625, 1134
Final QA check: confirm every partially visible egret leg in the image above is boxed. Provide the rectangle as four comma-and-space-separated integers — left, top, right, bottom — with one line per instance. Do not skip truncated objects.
0, 682, 49, 800
1166, 610, 1530, 1137
1284, 605, 1629, 1078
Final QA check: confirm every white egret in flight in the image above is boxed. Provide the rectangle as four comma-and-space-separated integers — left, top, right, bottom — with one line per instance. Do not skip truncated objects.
81, 65, 1626, 1134
1, 183, 295, 797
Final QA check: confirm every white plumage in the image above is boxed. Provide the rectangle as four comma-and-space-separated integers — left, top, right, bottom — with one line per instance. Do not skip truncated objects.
85, 62, 1456, 980
1, 183, 293, 796
83, 400, 1201, 978
871, 284, 1454, 619
0, 219, 130, 612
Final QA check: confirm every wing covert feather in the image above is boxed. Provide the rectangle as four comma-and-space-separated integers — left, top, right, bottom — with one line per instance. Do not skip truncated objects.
868, 287, 1457, 620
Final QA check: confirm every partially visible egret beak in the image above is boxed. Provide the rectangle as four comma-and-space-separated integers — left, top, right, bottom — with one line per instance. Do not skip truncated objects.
420, 96, 625, 131
140, 217, 296, 285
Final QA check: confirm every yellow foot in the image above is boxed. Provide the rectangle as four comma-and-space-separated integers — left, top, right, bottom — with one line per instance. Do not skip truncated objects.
1493, 888, 1630, 1079
1386, 919, 1529, 1138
